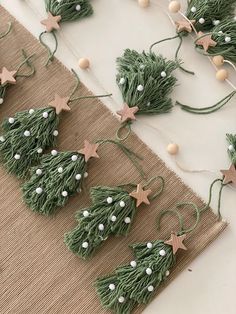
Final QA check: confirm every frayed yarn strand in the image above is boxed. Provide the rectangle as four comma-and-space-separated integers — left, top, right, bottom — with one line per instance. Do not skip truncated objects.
0, 22, 12, 39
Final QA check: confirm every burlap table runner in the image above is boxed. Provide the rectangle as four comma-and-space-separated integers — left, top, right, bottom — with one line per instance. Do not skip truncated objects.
0, 6, 227, 314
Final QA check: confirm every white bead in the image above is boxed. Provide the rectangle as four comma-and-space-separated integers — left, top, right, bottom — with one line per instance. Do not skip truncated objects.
29, 109, 34, 114
161, 71, 167, 78
218, 31, 223, 35
0, 136, 5, 142
0, 98, 3, 105
137, 84, 144, 92
225, 36, 231, 43
166, 270, 170, 276
234, 16, 236, 21
75, 174, 82, 180
119, 200, 125, 207
53, 130, 59, 136
146, 267, 152, 275
119, 77, 125, 85
8, 117, 14, 124
24, 130, 30, 137
147, 242, 153, 249
51, 149, 58, 156
36, 169, 42, 176
228, 145, 234, 152
147, 102, 151, 107
75, 4, 81, 11
140, 64, 145, 69
199, 18, 205, 24
58, 167, 63, 173
82, 241, 88, 248
71, 155, 78, 161
98, 224, 104, 231
190, 6, 196, 13
62, 191, 68, 197
213, 20, 220, 26
118, 296, 125, 303
83, 210, 89, 217
109, 283, 115, 291
124, 217, 131, 224
111, 215, 117, 222
159, 249, 166, 256
84, 172, 88, 178
37, 148, 43, 154
107, 197, 113, 204
36, 187, 43, 194
42, 112, 48, 118
147, 285, 154, 292
14, 154, 20, 160
130, 260, 137, 268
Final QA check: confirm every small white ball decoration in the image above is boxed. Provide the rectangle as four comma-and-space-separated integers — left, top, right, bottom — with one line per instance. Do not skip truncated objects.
75, 174, 82, 180
168, 1, 181, 13
109, 284, 116, 291
0, 136, 5, 142
147, 102, 151, 107
137, 84, 144, 92
146, 267, 152, 275
199, 18, 205, 24
24, 130, 30, 137
218, 31, 223, 35
119, 77, 125, 85
83, 210, 89, 217
166, 270, 170, 276
119, 200, 125, 208
167, 143, 179, 155
42, 112, 48, 118
110, 215, 117, 222
190, 6, 196, 13
82, 241, 89, 248
37, 148, 43, 154
71, 155, 78, 161
8, 117, 15, 124
147, 242, 153, 249
147, 285, 154, 292
161, 71, 167, 78
140, 64, 145, 69
62, 191, 68, 197
228, 145, 235, 152
159, 249, 166, 256
29, 109, 34, 114
107, 197, 113, 204
58, 167, 63, 173
78, 58, 90, 70
51, 149, 58, 156
138, 0, 150, 8
213, 20, 220, 26
84, 172, 88, 178
36, 187, 43, 194
98, 224, 104, 231
130, 260, 137, 268
0, 98, 3, 105
225, 36, 231, 43
118, 296, 125, 303
124, 217, 131, 224
14, 153, 20, 160
75, 4, 81, 11
53, 130, 59, 136
36, 169, 42, 176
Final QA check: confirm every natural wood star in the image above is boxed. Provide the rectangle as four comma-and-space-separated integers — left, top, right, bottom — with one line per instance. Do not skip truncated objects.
0, 67, 17, 85
78, 140, 100, 162
129, 184, 152, 207
175, 19, 195, 33
196, 32, 217, 52
40, 12, 61, 32
116, 103, 139, 123
221, 164, 236, 185
49, 94, 70, 115
164, 233, 187, 255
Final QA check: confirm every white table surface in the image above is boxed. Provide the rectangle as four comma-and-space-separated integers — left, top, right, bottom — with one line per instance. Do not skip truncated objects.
1, 1, 236, 313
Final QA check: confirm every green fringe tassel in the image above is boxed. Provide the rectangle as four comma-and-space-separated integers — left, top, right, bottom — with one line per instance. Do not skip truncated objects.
22, 151, 87, 215
0, 107, 59, 178
96, 241, 175, 314
226, 133, 236, 165
116, 49, 178, 115
186, 0, 236, 32
64, 186, 137, 259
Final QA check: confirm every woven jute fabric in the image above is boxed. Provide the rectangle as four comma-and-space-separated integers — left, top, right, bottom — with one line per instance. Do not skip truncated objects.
0, 6, 227, 314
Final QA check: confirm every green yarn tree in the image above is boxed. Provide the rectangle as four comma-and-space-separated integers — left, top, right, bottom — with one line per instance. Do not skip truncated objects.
227, 133, 236, 164
186, 0, 236, 32
116, 49, 178, 115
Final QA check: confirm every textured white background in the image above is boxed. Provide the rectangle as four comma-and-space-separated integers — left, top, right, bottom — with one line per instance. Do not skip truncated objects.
1, 0, 236, 313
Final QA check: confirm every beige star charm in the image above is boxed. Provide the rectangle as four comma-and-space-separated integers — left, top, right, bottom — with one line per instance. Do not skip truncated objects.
117, 103, 139, 123
129, 184, 152, 207
196, 32, 217, 52
49, 94, 70, 115
78, 140, 100, 162
0, 67, 17, 85
164, 233, 187, 255
221, 164, 236, 185
175, 19, 195, 33
41, 12, 61, 32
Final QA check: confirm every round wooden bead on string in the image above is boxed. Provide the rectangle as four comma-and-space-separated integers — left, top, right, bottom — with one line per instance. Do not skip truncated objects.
167, 143, 179, 155
78, 58, 90, 70
216, 69, 228, 81
138, 0, 150, 8
213, 56, 224, 67
168, 1, 181, 13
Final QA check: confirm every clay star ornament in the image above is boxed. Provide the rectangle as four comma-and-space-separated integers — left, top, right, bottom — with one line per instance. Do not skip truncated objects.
164, 233, 187, 255
0, 67, 17, 85
129, 184, 152, 207
196, 32, 217, 52
175, 19, 195, 33
41, 12, 62, 32
49, 94, 70, 115
78, 140, 100, 162
116, 103, 139, 123
220, 163, 236, 185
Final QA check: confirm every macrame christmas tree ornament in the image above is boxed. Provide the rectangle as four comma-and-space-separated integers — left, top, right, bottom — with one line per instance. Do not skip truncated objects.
64, 177, 164, 259
0, 22, 12, 39
0, 50, 35, 106
0, 71, 111, 178
40, 0, 93, 65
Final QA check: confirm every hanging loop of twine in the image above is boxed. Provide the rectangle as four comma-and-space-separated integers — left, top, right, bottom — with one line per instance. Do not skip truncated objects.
143, 176, 165, 200
0, 22, 12, 39
15, 49, 35, 78
116, 121, 132, 142
39, 31, 58, 66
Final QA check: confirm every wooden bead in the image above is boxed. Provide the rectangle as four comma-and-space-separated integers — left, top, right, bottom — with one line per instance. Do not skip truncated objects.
138, 0, 150, 8
168, 1, 181, 13
78, 58, 90, 69
167, 143, 179, 155
216, 69, 228, 81
213, 55, 224, 67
